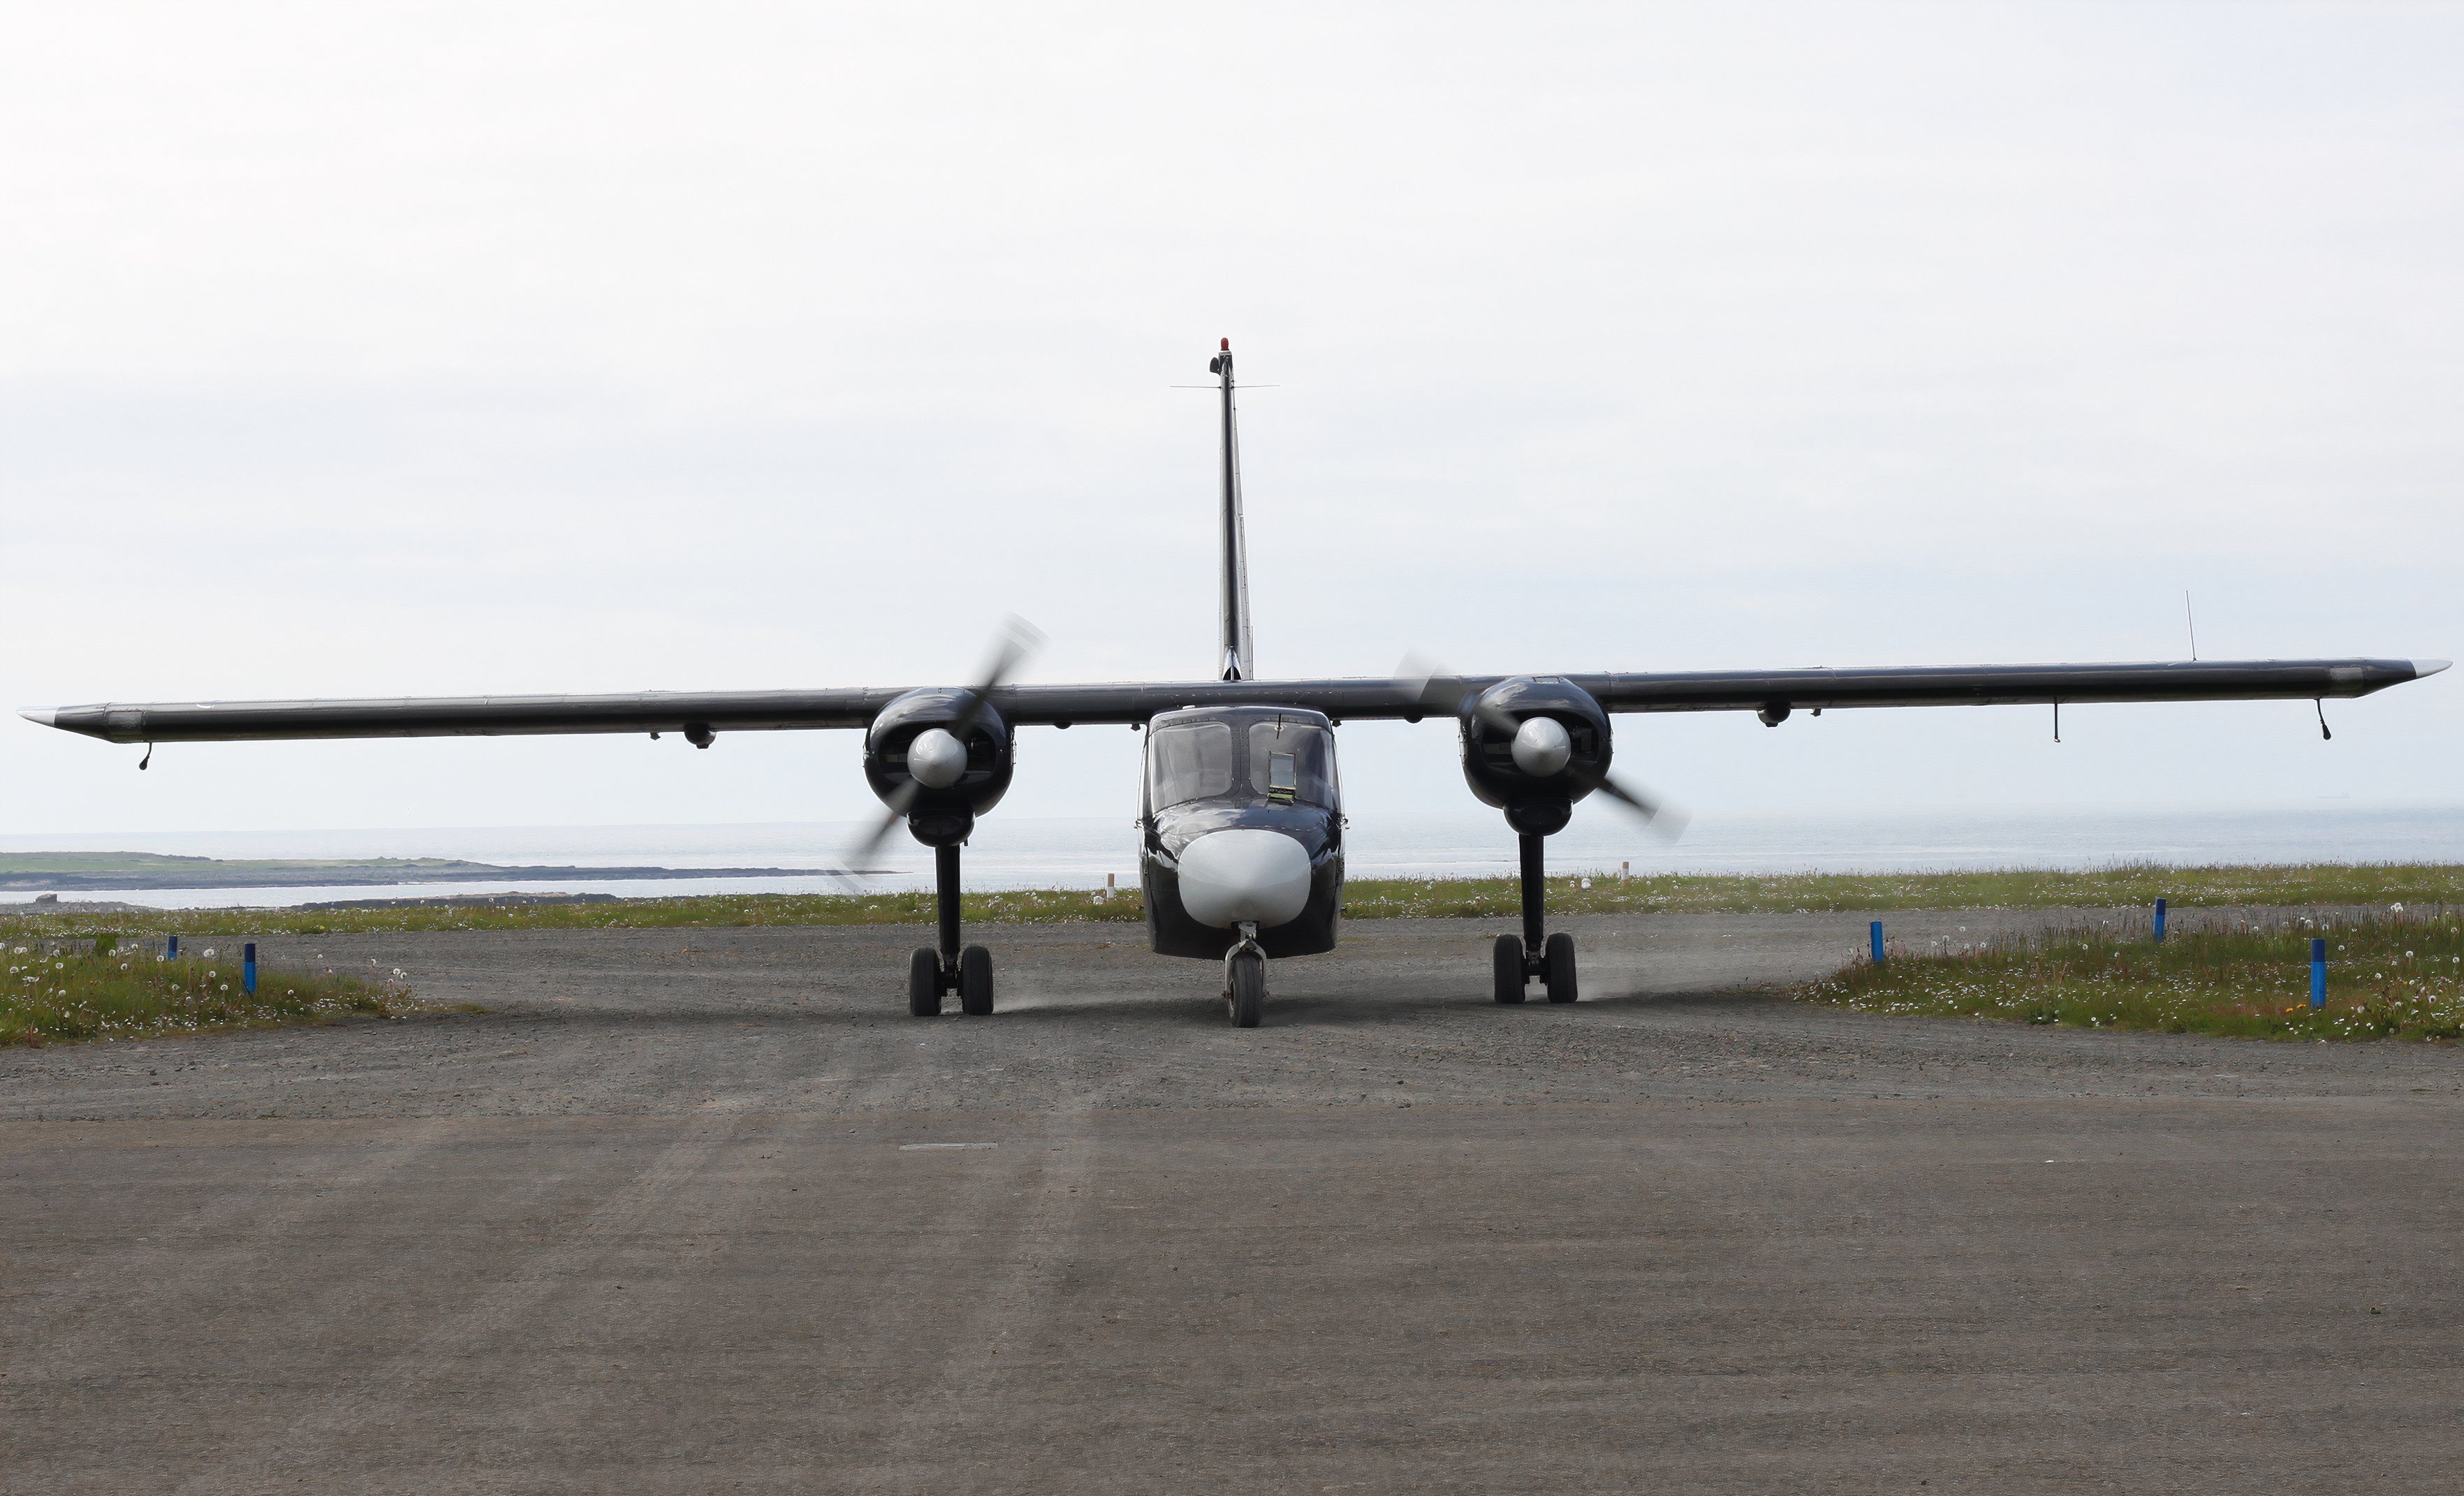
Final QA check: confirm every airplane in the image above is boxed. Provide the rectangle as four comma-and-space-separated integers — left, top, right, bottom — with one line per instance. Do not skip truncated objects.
22, 339, 2449, 1027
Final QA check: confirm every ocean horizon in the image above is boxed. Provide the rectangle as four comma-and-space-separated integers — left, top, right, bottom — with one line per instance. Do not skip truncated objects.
3, 804, 2460, 911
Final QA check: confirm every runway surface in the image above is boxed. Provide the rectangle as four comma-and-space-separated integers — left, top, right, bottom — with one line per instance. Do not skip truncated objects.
7, 911, 2462, 1493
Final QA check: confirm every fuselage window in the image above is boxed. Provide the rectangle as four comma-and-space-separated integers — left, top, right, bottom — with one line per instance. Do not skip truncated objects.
1147, 721, 1237, 809
1247, 721, 1336, 808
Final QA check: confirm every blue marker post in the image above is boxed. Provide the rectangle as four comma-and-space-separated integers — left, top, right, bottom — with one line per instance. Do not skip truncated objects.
1870, 921, 1886, 965
2154, 897, 2168, 944
2310, 938, 2327, 1009
166, 934, 179, 960
243, 942, 258, 997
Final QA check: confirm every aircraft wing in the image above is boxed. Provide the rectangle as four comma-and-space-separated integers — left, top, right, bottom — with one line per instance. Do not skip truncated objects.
21, 658, 2444, 744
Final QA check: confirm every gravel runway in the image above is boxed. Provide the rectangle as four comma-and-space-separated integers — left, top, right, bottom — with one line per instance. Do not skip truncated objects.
6, 911, 2461, 1492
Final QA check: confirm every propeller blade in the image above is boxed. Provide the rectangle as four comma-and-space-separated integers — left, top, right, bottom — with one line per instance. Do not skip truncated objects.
1473, 695, 1523, 740
951, 615, 1046, 735
1394, 652, 1514, 733
1393, 652, 1453, 716
844, 780, 921, 867
1579, 768, 1690, 842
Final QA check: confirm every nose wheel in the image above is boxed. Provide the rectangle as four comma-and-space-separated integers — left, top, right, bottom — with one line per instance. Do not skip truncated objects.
1493, 833, 1579, 1004
1223, 921, 1266, 1027
908, 844, 997, 1017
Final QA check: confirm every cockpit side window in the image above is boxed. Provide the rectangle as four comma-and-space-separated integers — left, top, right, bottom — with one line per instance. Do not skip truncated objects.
1247, 721, 1337, 808
1147, 722, 1236, 809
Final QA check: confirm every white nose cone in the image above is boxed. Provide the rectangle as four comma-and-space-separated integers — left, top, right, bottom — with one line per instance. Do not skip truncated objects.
1510, 715, 1572, 777
1175, 829, 1313, 929
907, 727, 967, 789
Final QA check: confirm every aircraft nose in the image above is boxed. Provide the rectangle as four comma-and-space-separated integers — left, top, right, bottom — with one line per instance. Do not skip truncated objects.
1175, 828, 1314, 929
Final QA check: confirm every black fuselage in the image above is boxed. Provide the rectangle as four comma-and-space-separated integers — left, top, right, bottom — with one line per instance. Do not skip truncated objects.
1138, 705, 1344, 959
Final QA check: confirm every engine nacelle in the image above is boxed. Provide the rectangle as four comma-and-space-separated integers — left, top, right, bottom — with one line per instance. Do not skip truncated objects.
1459, 675, 1613, 836
863, 687, 1015, 846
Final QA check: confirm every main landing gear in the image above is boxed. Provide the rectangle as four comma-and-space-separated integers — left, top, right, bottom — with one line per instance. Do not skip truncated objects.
1493, 832, 1577, 1006
909, 844, 995, 1017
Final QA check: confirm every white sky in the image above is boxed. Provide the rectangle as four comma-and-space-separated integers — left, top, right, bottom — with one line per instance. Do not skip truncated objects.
3, 2, 2457, 839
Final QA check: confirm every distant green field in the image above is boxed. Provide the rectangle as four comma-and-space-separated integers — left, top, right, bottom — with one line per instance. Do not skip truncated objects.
1, 863, 2456, 939
1804, 909, 2464, 1041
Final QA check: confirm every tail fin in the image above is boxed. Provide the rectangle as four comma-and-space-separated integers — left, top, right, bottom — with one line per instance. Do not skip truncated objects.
1210, 337, 1255, 680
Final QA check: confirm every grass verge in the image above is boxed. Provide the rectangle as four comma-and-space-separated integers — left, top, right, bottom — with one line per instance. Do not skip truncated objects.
1, 938, 400, 1048
1803, 909, 2464, 1041
0, 863, 2457, 939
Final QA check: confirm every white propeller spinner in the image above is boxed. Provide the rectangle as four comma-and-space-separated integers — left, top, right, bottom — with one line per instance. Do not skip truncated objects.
907, 727, 968, 789
1510, 716, 1572, 777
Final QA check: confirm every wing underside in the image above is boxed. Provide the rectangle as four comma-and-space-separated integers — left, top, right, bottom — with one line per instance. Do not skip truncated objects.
23, 659, 2444, 744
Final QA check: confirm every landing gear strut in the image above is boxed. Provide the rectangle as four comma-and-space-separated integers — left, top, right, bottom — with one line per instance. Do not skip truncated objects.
909, 843, 994, 1017
1492, 832, 1576, 1005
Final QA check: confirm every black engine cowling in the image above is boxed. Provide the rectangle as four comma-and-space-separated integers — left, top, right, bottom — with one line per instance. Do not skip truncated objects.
863, 688, 1015, 846
1458, 676, 1613, 836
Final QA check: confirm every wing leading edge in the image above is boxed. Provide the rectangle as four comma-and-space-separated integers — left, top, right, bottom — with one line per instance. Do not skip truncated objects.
22, 658, 2446, 744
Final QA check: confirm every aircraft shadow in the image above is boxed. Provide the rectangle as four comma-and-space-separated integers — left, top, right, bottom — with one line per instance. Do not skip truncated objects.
420, 976, 1793, 1036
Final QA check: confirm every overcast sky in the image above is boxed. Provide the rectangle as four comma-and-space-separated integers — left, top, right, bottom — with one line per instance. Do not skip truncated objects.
3, 2, 2457, 842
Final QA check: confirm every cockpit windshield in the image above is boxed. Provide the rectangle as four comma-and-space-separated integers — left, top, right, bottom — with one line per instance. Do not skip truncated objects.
1147, 721, 1237, 809
1146, 716, 1339, 811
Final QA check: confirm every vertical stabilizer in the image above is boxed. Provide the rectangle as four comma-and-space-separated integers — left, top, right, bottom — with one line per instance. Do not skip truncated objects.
1210, 337, 1255, 680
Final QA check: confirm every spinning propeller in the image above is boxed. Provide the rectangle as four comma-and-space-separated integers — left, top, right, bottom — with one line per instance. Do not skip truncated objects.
1398, 654, 1689, 839
844, 617, 1044, 866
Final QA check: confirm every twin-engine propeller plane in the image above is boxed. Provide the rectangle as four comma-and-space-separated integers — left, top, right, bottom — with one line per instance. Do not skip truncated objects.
24, 339, 2448, 1026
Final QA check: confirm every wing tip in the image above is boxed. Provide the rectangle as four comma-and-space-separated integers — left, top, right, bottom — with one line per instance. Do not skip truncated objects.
2414, 659, 2452, 679
17, 707, 57, 727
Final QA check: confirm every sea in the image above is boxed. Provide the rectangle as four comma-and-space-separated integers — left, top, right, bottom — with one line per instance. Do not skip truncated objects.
3, 805, 2461, 911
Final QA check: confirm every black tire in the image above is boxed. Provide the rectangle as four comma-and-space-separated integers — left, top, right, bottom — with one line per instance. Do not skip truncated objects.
1229, 950, 1266, 1029
1493, 934, 1527, 1004
958, 944, 995, 1016
907, 948, 941, 1018
1543, 932, 1578, 1004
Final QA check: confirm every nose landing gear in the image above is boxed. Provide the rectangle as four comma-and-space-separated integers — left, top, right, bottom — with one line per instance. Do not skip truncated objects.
1492, 832, 1578, 1004
908, 843, 995, 1016
1223, 921, 1266, 1027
